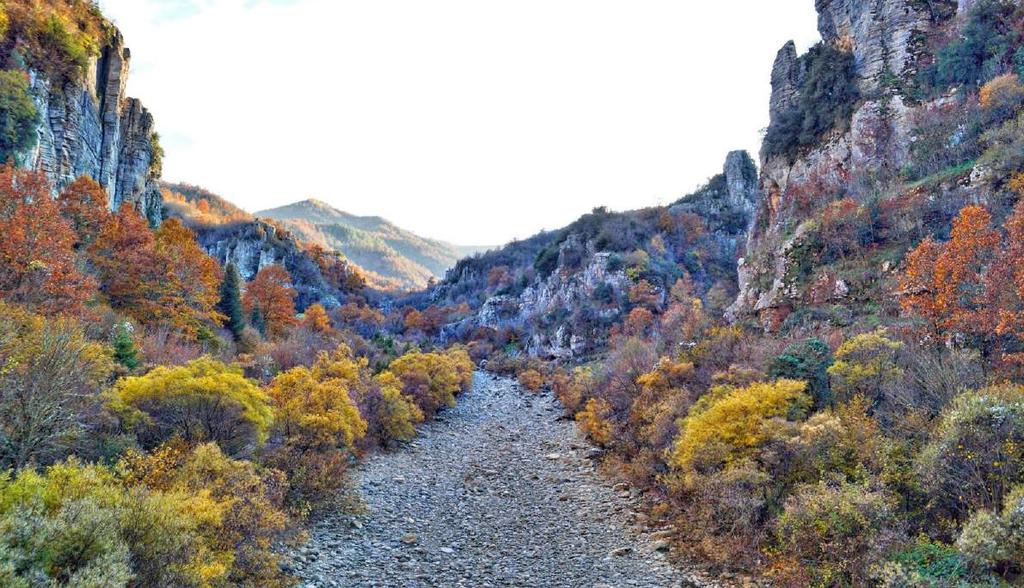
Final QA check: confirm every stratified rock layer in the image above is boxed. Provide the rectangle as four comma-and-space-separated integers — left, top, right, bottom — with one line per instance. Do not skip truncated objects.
730, 0, 960, 327
25, 30, 161, 222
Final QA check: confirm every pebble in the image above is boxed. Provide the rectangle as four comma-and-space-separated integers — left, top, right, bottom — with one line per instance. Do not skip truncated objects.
289, 373, 719, 588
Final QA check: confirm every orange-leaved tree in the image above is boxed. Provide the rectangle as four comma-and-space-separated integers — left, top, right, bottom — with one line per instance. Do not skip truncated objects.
0, 165, 95, 315
91, 205, 223, 337
90, 203, 160, 316
152, 218, 224, 336
986, 194, 1024, 343
58, 175, 110, 250
900, 205, 999, 339
243, 265, 297, 340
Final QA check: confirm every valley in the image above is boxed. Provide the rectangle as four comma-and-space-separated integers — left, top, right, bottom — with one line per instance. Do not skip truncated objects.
2, 0, 1024, 586
290, 373, 703, 588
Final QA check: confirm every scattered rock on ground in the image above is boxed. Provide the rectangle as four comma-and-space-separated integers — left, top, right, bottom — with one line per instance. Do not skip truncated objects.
289, 373, 718, 588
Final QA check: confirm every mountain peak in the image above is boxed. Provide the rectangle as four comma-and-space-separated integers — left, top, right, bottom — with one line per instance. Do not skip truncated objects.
256, 199, 488, 291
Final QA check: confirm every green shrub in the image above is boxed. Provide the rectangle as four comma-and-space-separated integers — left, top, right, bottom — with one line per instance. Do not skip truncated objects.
827, 328, 903, 406
957, 484, 1024, 575
768, 338, 833, 409
920, 0, 1024, 92
0, 465, 133, 587
981, 108, 1024, 176
876, 538, 973, 587
775, 480, 903, 587
32, 13, 97, 79
916, 383, 1024, 524
764, 43, 859, 159
0, 456, 254, 587
0, 70, 38, 164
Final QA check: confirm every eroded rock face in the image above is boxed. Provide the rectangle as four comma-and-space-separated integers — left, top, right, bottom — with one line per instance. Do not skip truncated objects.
25, 31, 162, 223
474, 249, 632, 359
815, 0, 956, 96
769, 41, 802, 125
194, 220, 340, 311
453, 152, 759, 359
730, 0, 958, 328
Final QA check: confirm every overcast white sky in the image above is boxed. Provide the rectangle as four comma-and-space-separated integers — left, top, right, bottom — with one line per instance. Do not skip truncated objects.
97, 0, 820, 246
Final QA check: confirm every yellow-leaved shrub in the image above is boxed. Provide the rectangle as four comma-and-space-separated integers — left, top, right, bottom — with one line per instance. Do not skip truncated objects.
267, 345, 368, 451
668, 379, 810, 478
105, 357, 273, 457
576, 398, 615, 446
384, 348, 473, 418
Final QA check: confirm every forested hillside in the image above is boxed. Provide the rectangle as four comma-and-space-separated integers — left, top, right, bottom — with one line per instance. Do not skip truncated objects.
5, 0, 1024, 586
259, 199, 488, 291
0, 2, 478, 585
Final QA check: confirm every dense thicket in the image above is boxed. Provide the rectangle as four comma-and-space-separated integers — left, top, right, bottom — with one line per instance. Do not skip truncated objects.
763, 43, 860, 160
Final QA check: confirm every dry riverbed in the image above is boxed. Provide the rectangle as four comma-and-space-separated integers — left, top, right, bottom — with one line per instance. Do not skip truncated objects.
288, 372, 717, 588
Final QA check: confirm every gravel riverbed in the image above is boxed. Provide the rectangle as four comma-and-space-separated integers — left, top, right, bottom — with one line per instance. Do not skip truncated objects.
289, 372, 715, 588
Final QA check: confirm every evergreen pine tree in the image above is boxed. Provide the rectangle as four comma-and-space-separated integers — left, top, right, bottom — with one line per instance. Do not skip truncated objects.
112, 322, 139, 371
218, 262, 246, 339
250, 306, 266, 338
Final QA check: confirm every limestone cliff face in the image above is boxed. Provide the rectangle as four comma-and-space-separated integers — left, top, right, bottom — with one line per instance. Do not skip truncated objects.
438, 151, 759, 359
730, 0, 959, 327
192, 220, 340, 311
24, 30, 162, 223
814, 0, 956, 96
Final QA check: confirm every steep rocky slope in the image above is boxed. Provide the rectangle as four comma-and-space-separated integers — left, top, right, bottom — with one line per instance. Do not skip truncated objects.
258, 200, 488, 291
3, 2, 163, 223
429, 151, 758, 358
161, 185, 364, 311
729, 0, 995, 329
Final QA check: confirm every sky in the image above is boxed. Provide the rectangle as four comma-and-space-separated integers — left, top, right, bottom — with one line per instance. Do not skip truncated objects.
97, 0, 820, 246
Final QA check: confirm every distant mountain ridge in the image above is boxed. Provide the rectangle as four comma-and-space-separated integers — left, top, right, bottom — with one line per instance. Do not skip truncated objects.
257, 199, 489, 291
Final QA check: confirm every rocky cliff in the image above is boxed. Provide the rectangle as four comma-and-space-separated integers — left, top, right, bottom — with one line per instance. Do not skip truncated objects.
190, 219, 342, 311
257, 199, 488, 292
433, 151, 758, 358
729, 0, 965, 327
11, 17, 162, 223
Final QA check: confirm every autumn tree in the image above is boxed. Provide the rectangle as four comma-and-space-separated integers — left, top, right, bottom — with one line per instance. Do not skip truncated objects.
218, 262, 246, 339
301, 302, 334, 335
57, 175, 110, 249
900, 205, 1000, 341
243, 265, 297, 340
0, 165, 96, 315
0, 302, 112, 468
152, 218, 224, 336
985, 198, 1024, 343
902, 201, 1024, 355
90, 203, 158, 318
91, 209, 223, 338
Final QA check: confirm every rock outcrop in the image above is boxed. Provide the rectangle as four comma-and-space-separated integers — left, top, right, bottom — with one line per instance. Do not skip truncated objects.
437, 151, 758, 359
25, 30, 162, 223
191, 220, 341, 311
814, 0, 955, 96
730, 0, 959, 328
